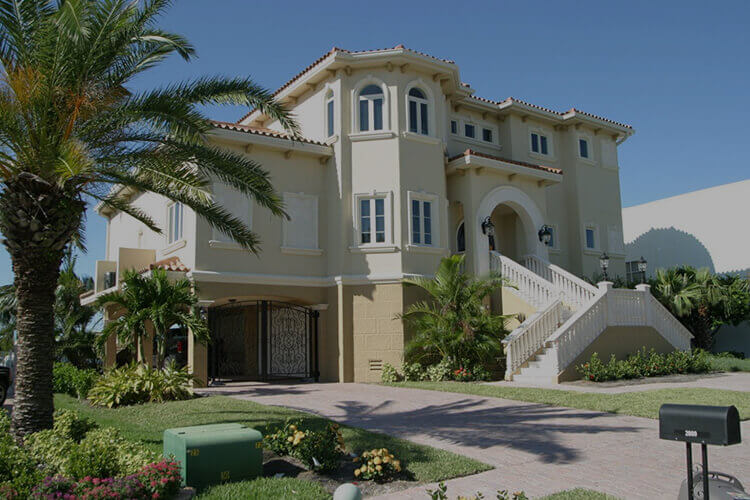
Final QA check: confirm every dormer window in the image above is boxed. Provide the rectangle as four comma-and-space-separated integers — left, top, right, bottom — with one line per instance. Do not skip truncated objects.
359, 84, 384, 131
408, 87, 429, 135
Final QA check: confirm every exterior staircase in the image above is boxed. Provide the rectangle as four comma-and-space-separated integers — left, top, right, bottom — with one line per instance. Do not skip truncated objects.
491, 252, 693, 383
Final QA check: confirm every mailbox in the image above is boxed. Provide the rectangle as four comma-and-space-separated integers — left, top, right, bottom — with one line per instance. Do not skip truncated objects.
659, 404, 741, 446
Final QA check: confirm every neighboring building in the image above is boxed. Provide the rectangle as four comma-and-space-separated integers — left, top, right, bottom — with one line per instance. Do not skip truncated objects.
623, 179, 750, 356
83, 45, 693, 384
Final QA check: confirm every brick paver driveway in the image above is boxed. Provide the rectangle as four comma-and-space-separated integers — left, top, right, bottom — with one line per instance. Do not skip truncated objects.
200, 382, 749, 499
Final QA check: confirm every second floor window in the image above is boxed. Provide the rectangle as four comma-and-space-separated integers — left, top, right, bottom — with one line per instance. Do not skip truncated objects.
167, 202, 183, 244
482, 128, 493, 143
585, 227, 596, 249
408, 87, 429, 135
531, 132, 549, 155
359, 85, 383, 132
360, 197, 385, 244
579, 138, 589, 158
411, 199, 433, 245
450, 120, 458, 134
326, 92, 335, 137
465, 123, 475, 139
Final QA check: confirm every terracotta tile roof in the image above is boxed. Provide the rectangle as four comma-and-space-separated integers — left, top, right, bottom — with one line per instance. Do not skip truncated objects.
564, 108, 633, 129
210, 120, 328, 146
140, 256, 190, 274
448, 149, 563, 176
501, 97, 563, 116
238, 45, 455, 123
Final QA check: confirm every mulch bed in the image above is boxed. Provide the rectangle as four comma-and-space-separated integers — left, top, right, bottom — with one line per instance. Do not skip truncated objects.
262, 449, 420, 497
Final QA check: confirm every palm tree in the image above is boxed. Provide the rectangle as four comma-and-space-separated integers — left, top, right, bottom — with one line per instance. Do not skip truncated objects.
96, 268, 208, 369
399, 254, 511, 368
0, 0, 296, 437
651, 266, 750, 349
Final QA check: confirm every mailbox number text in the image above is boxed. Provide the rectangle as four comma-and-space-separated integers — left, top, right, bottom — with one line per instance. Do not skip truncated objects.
221, 471, 230, 481
255, 442, 263, 449
188, 449, 200, 456
684, 430, 698, 438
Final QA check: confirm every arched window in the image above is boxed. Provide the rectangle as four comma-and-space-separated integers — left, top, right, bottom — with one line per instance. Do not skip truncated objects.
325, 90, 335, 137
359, 84, 384, 131
456, 221, 466, 253
408, 87, 428, 135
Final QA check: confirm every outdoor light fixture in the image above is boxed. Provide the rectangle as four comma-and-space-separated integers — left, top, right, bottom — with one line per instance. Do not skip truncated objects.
538, 224, 552, 246
481, 216, 496, 251
599, 252, 610, 281
637, 256, 648, 284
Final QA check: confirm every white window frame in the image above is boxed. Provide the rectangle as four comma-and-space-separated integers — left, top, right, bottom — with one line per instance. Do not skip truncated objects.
529, 126, 554, 158
450, 119, 458, 135
351, 77, 389, 135
577, 133, 595, 163
584, 223, 599, 252
455, 219, 466, 253
407, 88, 429, 135
407, 191, 440, 249
464, 122, 476, 139
352, 191, 393, 250
281, 192, 322, 255
451, 116, 500, 148
325, 90, 335, 138
404, 80, 435, 138
167, 201, 183, 245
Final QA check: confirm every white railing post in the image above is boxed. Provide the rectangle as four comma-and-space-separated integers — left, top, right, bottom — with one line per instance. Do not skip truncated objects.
636, 283, 652, 327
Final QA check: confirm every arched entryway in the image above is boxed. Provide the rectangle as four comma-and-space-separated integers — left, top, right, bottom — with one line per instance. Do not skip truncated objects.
474, 185, 548, 274
207, 300, 318, 383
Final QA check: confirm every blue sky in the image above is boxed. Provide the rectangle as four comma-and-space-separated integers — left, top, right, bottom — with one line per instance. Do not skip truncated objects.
1, 0, 748, 284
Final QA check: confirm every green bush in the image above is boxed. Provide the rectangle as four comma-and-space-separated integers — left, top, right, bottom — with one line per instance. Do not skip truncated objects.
53, 362, 99, 399
427, 481, 528, 500
381, 363, 400, 383
402, 361, 427, 381
87, 362, 194, 408
263, 419, 345, 472
25, 410, 157, 479
0, 412, 43, 498
577, 348, 711, 382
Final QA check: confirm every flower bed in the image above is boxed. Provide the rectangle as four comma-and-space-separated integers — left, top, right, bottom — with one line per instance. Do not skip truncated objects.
576, 348, 711, 382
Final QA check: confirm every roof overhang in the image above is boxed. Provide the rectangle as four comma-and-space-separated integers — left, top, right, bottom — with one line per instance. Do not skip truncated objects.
207, 126, 333, 158
447, 151, 562, 186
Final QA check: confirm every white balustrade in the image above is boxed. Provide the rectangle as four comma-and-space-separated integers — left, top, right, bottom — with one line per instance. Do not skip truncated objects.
503, 299, 565, 377
522, 255, 598, 310
491, 252, 557, 309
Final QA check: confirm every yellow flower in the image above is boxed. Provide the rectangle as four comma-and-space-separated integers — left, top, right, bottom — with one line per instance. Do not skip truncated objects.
382, 456, 390, 463
354, 469, 361, 477
360, 465, 367, 473
287, 436, 294, 442
376, 465, 382, 472
289, 425, 297, 431
373, 457, 382, 465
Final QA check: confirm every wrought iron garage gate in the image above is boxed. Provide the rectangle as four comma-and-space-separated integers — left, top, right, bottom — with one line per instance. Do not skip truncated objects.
207, 300, 318, 382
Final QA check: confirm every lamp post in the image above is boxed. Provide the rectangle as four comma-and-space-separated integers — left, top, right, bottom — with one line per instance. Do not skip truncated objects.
538, 225, 552, 246
481, 216, 495, 251
637, 256, 648, 284
599, 252, 610, 281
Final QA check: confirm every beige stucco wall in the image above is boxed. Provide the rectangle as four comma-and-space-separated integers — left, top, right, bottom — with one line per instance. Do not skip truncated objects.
558, 326, 675, 381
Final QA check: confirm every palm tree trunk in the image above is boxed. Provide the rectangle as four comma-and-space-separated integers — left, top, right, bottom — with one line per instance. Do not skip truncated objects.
0, 175, 84, 439
10, 253, 62, 438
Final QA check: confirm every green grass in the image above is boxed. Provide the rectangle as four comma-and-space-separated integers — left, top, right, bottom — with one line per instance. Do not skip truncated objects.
540, 489, 620, 500
387, 382, 750, 420
197, 477, 330, 499
54, 394, 491, 483
709, 354, 750, 372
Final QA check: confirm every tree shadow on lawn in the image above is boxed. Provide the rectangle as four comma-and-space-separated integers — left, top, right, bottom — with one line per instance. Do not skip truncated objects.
322, 397, 645, 465
196, 384, 315, 398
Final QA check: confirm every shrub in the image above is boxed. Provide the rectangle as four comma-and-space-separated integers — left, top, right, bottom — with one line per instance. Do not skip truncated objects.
53, 362, 99, 399
88, 362, 194, 408
453, 367, 473, 382
31, 460, 181, 499
26, 411, 157, 478
426, 358, 452, 382
0, 412, 43, 498
426, 481, 528, 500
402, 362, 427, 382
577, 348, 711, 382
353, 448, 401, 482
263, 419, 345, 472
381, 363, 400, 383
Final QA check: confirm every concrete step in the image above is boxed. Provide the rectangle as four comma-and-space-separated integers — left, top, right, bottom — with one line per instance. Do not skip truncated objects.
511, 373, 557, 385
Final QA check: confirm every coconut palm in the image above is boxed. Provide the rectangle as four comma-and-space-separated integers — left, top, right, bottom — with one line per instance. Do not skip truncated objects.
399, 254, 511, 367
96, 267, 208, 369
0, 0, 296, 437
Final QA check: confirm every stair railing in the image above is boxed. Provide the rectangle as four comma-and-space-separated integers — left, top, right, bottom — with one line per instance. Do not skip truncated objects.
522, 254, 598, 310
490, 251, 557, 309
502, 299, 565, 379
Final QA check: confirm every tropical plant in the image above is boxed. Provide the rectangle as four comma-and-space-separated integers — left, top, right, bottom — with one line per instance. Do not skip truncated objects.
399, 254, 511, 369
87, 362, 193, 408
0, 0, 295, 437
96, 268, 207, 367
650, 267, 750, 349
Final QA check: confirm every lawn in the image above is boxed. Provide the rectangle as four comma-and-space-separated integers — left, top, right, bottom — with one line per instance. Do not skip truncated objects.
387, 382, 750, 420
709, 354, 750, 372
197, 477, 330, 500
540, 489, 620, 500
54, 394, 491, 483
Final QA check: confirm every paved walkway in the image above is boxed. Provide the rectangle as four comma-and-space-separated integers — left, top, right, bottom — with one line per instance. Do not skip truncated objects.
490, 371, 750, 394
199, 382, 749, 499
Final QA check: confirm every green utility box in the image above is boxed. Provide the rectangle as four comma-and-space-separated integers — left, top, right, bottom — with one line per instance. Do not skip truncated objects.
163, 423, 263, 490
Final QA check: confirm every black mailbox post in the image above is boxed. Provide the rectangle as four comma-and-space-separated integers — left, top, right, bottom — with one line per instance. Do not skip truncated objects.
659, 404, 742, 500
